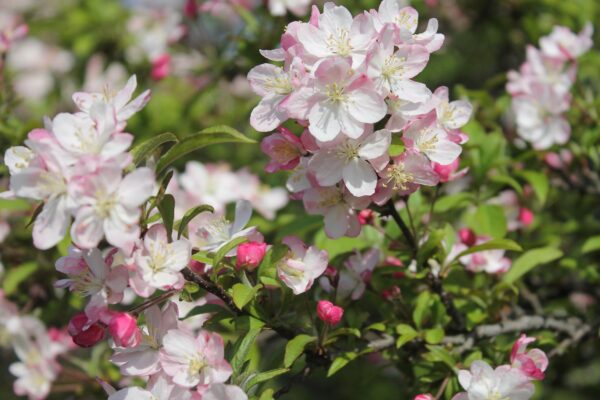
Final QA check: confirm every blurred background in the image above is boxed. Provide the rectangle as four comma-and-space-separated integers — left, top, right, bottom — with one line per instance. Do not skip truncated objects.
1, 0, 599, 399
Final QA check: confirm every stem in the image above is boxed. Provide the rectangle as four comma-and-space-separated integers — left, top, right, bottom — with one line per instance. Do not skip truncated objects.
435, 376, 450, 400
129, 289, 178, 316
383, 200, 417, 256
427, 272, 464, 332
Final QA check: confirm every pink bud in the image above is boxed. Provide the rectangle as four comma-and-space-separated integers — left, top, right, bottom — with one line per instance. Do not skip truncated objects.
68, 313, 105, 348
385, 256, 403, 267
518, 207, 534, 227
459, 228, 477, 246
184, 0, 198, 18
414, 395, 434, 400
108, 312, 141, 348
544, 152, 562, 169
151, 54, 171, 81
236, 242, 267, 271
382, 286, 401, 300
433, 158, 459, 183
189, 259, 206, 275
316, 300, 344, 326
358, 209, 375, 225
324, 264, 337, 278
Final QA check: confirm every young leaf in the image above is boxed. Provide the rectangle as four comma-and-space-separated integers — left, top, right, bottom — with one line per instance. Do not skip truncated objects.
582, 236, 600, 254
3, 262, 37, 295
284, 334, 316, 368
176, 204, 214, 239
502, 247, 563, 285
213, 236, 248, 267
395, 324, 419, 348
232, 283, 262, 310
327, 352, 357, 377
424, 327, 445, 344
157, 194, 175, 242
130, 132, 178, 166
471, 205, 507, 238
245, 368, 290, 390
156, 125, 256, 174
231, 326, 263, 375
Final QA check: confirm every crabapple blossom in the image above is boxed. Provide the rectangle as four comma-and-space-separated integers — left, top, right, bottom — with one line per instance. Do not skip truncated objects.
160, 329, 232, 387
67, 312, 106, 347
431, 86, 473, 132
403, 114, 462, 165
261, 127, 306, 173
337, 248, 380, 300
414, 395, 434, 400
111, 303, 179, 376
308, 129, 391, 196
200, 384, 248, 400
539, 23, 593, 61
236, 241, 267, 271
108, 312, 142, 348
458, 237, 512, 274
510, 334, 549, 380
130, 223, 191, 297
458, 228, 477, 247
433, 158, 468, 183
69, 164, 155, 253
106, 373, 192, 400
452, 361, 534, 400
268, 0, 311, 17
277, 236, 328, 295
317, 300, 344, 326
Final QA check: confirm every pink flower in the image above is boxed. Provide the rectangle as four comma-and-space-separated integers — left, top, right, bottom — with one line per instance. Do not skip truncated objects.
106, 372, 192, 400
518, 207, 534, 227
358, 209, 375, 225
151, 54, 171, 80
261, 128, 305, 173
160, 329, 232, 388
458, 228, 477, 247
403, 113, 462, 165
277, 236, 328, 294
316, 300, 344, 326
510, 334, 548, 380
293, 57, 387, 142
307, 129, 391, 196
414, 395, 434, 400
459, 237, 512, 274
433, 157, 468, 183
108, 313, 141, 348
540, 23, 593, 61
68, 313, 105, 348
236, 242, 267, 271
452, 361, 534, 400
338, 248, 379, 300
432, 86, 473, 132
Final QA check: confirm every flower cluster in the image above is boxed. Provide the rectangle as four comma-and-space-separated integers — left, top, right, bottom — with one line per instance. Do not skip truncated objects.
4, 75, 154, 252
250, 1, 473, 238
452, 334, 548, 400
507, 23, 593, 149
0, 291, 73, 400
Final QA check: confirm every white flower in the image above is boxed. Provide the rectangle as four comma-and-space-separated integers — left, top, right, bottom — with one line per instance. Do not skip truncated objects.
452, 360, 534, 400
277, 236, 329, 295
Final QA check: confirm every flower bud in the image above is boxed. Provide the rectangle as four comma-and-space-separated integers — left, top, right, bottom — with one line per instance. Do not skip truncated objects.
316, 300, 344, 326
184, 0, 198, 18
518, 207, 534, 227
433, 159, 459, 183
458, 228, 476, 246
189, 259, 206, 275
414, 394, 434, 400
358, 209, 375, 225
382, 286, 401, 300
236, 242, 267, 271
68, 313, 105, 348
108, 312, 141, 348
151, 54, 171, 81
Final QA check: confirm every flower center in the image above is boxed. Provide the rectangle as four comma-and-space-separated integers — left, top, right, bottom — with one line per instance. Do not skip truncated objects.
487, 391, 509, 400
395, 11, 416, 30
382, 55, 407, 81
73, 269, 103, 297
384, 163, 414, 190
188, 357, 207, 376
325, 83, 349, 104
318, 188, 343, 208
266, 76, 293, 95
335, 141, 360, 162
416, 129, 439, 152
94, 190, 117, 218
327, 28, 353, 56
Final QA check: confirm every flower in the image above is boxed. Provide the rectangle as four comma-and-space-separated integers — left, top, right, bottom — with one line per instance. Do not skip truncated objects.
108, 313, 141, 348
459, 237, 512, 274
337, 248, 380, 300
261, 128, 305, 173
67, 313, 105, 348
277, 236, 328, 295
433, 157, 468, 183
458, 228, 476, 247
236, 241, 267, 271
414, 395, 434, 400
160, 329, 232, 388
316, 300, 344, 326
199, 384, 248, 400
539, 23, 593, 61
69, 164, 155, 254
452, 360, 534, 400
308, 129, 391, 196
268, 0, 311, 17
130, 223, 191, 297
106, 372, 192, 400
403, 114, 462, 166
510, 334, 548, 380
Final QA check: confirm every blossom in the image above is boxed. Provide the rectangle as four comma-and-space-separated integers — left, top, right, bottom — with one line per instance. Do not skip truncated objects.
510, 334, 548, 380
452, 360, 534, 400
459, 237, 511, 274
296, 3, 376, 68
294, 57, 387, 142
458, 228, 476, 247
107, 373, 192, 400
69, 164, 155, 253
130, 224, 191, 297
337, 248, 380, 300
308, 128, 391, 196
67, 312, 106, 348
268, 0, 311, 17
111, 302, 179, 376
261, 128, 305, 173
108, 313, 142, 348
277, 236, 328, 295
72, 75, 151, 130
432, 86, 473, 132
433, 158, 468, 183
317, 300, 344, 326
160, 329, 232, 388
414, 395, 434, 400
539, 23, 593, 61
403, 114, 462, 165
236, 241, 267, 271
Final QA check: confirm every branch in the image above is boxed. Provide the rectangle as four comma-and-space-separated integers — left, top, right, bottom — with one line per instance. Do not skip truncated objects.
182, 268, 242, 315
427, 272, 465, 332
379, 200, 417, 256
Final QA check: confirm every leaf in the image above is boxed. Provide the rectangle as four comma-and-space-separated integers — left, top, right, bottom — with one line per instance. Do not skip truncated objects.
424, 328, 445, 344
157, 194, 175, 242
177, 205, 214, 239
327, 352, 357, 377
502, 247, 563, 285
433, 193, 474, 213
258, 389, 275, 400
231, 326, 263, 375
519, 171, 549, 205
395, 324, 419, 348
185, 303, 231, 319
490, 174, 523, 195
426, 345, 456, 371
471, 205, 507, 238
130, 132, 178, 166
582, 236, 600, 254
284, 334, 316, 368
246, 368, 289, 390
232, 283, 262, 310
3, 262, 37, 295
453, 238, 522, 261
413, 291, 432, 329
366, 322, 386, 332
213, 236, 248, 267
155, 125, 255, 174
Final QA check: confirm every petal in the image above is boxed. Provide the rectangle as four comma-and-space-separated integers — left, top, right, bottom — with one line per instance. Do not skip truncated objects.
343, 158, 377, 196
358, 129, 391, 159
118, 168, 155, 208
308, 150, 344, 187
32, 195, 70, 249
346, 88, 387, 124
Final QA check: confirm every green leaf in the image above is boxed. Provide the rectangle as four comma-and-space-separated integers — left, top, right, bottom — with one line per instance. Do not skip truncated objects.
490, 174, 523, 195
155, 125, 255, 174
425, 345, 456, 371
232, 283, 262, 310
395, 324, 419, 348
424, 327, 445, 344
185, 303, 231, 319
258, 389, 275, 400
502, 247, 563, 285
231, 326, 263, 375
366, 322, 386, 332
327, 352, 357, 377
246, 368, 290, 390
3, 262, 37, 295
519, 171, 549, 205
157, 194, 175, 241
471, 205, 507, 238
433, 193, 474, 213
130, 132, 178, 166
582, 236, 600, 254
213, 236, 248, 267
284, 334, 316, 368
413, 291, 432, 329
453, 238, 522, 261
176, 205, 214, 239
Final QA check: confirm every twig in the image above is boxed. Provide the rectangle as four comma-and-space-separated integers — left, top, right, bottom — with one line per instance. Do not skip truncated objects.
427, 272, 465, 332
435, 376, 450, 400
182, 268, 242, 315
381, 200, 417, 256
